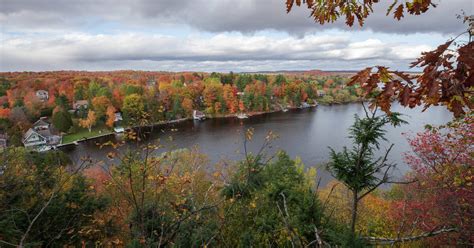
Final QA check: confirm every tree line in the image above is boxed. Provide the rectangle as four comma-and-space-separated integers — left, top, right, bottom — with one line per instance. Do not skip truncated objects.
0, 71, 361, 146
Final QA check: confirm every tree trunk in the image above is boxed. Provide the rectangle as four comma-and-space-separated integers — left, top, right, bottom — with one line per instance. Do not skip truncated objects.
351, 190, 358, 236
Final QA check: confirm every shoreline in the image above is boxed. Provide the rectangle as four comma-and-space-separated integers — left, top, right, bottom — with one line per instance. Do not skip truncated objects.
58, 99, 370, 148
58, 117, 191, 147
57, 105, 317, 147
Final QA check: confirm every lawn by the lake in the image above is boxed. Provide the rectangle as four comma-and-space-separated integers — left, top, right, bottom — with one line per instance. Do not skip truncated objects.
62, 125, 112, 144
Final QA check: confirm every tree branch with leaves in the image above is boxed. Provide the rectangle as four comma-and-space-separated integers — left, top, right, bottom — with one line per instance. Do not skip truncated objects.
286, 0, 473, 118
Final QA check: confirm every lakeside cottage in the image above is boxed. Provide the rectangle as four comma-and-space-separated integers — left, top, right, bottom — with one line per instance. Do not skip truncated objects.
73, 100, 89, 111
23, 117, 61, 151
317, 90, 326, 97
113, 112, 125, 133
146, 79, 157, 88
35, 90, 49, 102
193, 110, 205, 120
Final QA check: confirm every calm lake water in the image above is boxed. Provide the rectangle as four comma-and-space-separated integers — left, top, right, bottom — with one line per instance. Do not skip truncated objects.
62, 103, 452, 184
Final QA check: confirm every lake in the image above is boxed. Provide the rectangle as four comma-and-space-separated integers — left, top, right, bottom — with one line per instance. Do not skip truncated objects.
61, 103, 452, 184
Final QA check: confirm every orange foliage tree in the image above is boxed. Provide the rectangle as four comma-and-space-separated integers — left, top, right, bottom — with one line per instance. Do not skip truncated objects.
0, 107, 11, 119
181, 97, 194, 116
223, 84, 238, 113
92, 96, 112, 119
105, 105, 116, 128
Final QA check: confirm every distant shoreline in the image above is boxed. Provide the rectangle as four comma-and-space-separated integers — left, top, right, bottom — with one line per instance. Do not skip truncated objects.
57, 104, 321, 147
58, 99, 369, 148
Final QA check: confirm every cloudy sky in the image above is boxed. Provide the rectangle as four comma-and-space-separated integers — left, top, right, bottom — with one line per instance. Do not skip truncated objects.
0, 0, 472, 72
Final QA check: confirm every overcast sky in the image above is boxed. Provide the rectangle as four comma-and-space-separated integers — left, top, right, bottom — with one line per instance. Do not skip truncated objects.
0, 0, 472, 72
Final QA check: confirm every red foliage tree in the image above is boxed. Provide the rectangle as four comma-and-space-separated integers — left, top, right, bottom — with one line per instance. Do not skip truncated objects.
390, 115, 474, 245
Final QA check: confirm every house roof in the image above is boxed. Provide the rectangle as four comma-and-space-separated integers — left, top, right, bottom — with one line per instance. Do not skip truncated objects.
73, 100, 89, 109
23, 128, 45, 142
23, 124, 59, 142
194, 110, 205, 115
0, 134, 8, 148
37, 128, 55, 137
33, 118, 50, 127
74, 100, 88, 105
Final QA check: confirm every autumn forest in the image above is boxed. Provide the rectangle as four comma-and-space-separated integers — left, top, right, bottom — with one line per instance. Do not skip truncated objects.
0, 0, 473, 247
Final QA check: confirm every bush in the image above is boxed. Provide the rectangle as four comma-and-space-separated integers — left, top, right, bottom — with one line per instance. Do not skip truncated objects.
0, 148, 111, 246
221, 151, 346, 246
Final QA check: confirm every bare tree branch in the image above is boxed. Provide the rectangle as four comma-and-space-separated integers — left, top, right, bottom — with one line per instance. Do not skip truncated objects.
19, 191, 56, 247
364, 227, 457, 245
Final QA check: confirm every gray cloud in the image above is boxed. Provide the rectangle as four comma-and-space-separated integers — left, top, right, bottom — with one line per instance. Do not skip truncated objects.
168, 0, 472, 35
0, 33, 432, 71
1, 0, 472, 35
1, 0, 470, 72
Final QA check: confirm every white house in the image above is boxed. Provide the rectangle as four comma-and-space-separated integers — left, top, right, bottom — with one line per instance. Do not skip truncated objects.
193, 110, 205, 120
36, 90, 49, 102
114, 112, 123, 122
23, 118, 61, 150
113, 112, 124, 133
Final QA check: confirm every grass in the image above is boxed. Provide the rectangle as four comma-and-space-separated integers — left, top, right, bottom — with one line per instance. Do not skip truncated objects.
62, 124, 112, 144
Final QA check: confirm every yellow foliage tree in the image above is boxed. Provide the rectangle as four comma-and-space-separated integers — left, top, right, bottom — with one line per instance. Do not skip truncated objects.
318, 180, 396, 238
92, 96, 111, 119
79, 110, 97, 132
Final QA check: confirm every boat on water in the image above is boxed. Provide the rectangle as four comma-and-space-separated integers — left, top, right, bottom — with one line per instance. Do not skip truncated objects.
278, 103, 289, 112
236, 113, 249, 119
36, 145, 53, 152
299, 102, 311, 109
193, 110, 206, 120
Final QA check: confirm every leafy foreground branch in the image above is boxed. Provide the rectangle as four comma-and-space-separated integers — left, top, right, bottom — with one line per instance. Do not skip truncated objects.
286, 0, 473, 118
